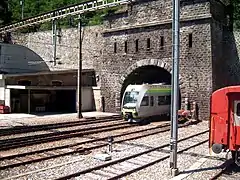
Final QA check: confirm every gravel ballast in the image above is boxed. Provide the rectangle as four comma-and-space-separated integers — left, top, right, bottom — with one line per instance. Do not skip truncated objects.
0, 120, 233, 180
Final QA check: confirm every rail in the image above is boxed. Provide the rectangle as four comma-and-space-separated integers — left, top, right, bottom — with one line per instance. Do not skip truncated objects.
0, 0, 132, 33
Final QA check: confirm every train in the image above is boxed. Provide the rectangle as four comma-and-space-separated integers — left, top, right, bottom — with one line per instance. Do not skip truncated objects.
121, 83, 171, 122
209, 85, 240, 165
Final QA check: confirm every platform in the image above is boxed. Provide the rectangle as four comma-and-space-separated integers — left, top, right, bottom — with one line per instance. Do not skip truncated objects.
0, 111, 119, 128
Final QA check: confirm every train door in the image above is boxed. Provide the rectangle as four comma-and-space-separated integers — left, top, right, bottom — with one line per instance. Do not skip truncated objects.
149, 95, 155, 116
139, 95, 150, 117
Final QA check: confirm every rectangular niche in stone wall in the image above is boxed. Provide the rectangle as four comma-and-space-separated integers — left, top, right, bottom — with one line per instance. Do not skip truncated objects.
160, 36, 164, 50
114, 42, 117, 53
147, 38, 151, 51
124, 41, 128, 53
135, 39, 139, 52
188, 33, 193, 48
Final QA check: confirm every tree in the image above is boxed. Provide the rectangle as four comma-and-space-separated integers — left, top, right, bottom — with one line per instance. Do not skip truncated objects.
233, 0, 240, 29
0, 0, 12, 26
3, 0, 118, 31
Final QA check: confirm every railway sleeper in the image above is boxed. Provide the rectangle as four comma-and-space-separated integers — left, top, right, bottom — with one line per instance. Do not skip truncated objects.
126, 158, 146, 166
94, 169, 117, 177
112, 164, 133, 172
126, 159, 143, 166
101, 167, 121, 175
84, 172, 104, 179
92, 170, 112, 178
119, 161, 141, 169
140, 154, 160, 161
105, 166, 126, 174
149, 151, 166, 157
133, 157, 153, 164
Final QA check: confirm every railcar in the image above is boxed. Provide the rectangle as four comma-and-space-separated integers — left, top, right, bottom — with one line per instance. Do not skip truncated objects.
121, 83, 171, 122
209, 85, 240, 165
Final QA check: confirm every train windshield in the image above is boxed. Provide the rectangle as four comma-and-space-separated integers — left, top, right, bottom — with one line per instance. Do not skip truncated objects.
123, 91, 139, 108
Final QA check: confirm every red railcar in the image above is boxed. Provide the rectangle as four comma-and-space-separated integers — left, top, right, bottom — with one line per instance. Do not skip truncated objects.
210, 85, 240, 163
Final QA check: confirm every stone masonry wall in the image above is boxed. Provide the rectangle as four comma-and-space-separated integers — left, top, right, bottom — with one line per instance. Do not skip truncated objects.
104, 0, 210, 29
12, 26, 103, 87
211, 0, 240, 91
222, 30, 240, 85
9, 0, 235, 120
102, 0, 213, 120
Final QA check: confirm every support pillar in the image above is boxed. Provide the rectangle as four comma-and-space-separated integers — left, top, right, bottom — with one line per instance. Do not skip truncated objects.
77, 16, 83, 119
170, 0, 180, 176
28, 89, 31, 114
52, 19, 57, 66
184, 98, 188, 110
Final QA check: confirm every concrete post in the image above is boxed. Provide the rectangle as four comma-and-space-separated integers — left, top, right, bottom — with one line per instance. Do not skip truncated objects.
184, 97, 188, 110
101, 96, 105, 112
192, 101, 199, 120
52, 19, 57, 66
77, 16, 83, 119
27, 89, 31, 114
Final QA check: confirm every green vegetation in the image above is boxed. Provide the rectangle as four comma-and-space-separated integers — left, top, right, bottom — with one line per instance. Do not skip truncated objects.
1, 1, 240, 30
0, 0, 12, 26
0, 0, 119, 32
233, 0, 240, 29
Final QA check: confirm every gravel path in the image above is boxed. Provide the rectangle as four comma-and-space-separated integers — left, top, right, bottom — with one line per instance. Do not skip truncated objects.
0, 112, 119, 129
0, 115, 79, 128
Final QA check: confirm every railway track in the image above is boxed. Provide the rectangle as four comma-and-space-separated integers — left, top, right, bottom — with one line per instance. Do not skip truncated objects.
0, 123, 170, 170
1, 128, 208, 180
54, 130, 208, 180
210, 159, 240, 180
0, 115, 122, 136
0, 121, 197, 172
0, 120, 134, 151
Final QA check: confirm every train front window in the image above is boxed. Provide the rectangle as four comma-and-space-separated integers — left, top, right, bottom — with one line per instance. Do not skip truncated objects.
123, 91, 139, 106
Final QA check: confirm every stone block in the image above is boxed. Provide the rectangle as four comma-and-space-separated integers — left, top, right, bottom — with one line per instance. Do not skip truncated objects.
94, 153, 112, 161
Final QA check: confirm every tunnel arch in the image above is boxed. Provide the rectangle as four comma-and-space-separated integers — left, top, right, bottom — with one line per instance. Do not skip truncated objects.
116, 58, 186, 111
120, 65, 172, 99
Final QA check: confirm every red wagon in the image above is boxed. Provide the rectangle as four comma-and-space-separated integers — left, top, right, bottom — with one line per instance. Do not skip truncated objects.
210, 85, 240, 164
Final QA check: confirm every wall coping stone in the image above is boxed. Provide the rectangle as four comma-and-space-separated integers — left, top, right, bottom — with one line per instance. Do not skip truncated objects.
103, 14, 212, 33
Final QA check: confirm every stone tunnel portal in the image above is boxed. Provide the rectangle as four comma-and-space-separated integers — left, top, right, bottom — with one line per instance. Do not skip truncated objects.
120, 65, 181, 109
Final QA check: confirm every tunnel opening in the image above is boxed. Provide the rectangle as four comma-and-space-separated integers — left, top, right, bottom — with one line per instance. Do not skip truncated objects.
120, 65, 181, 109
